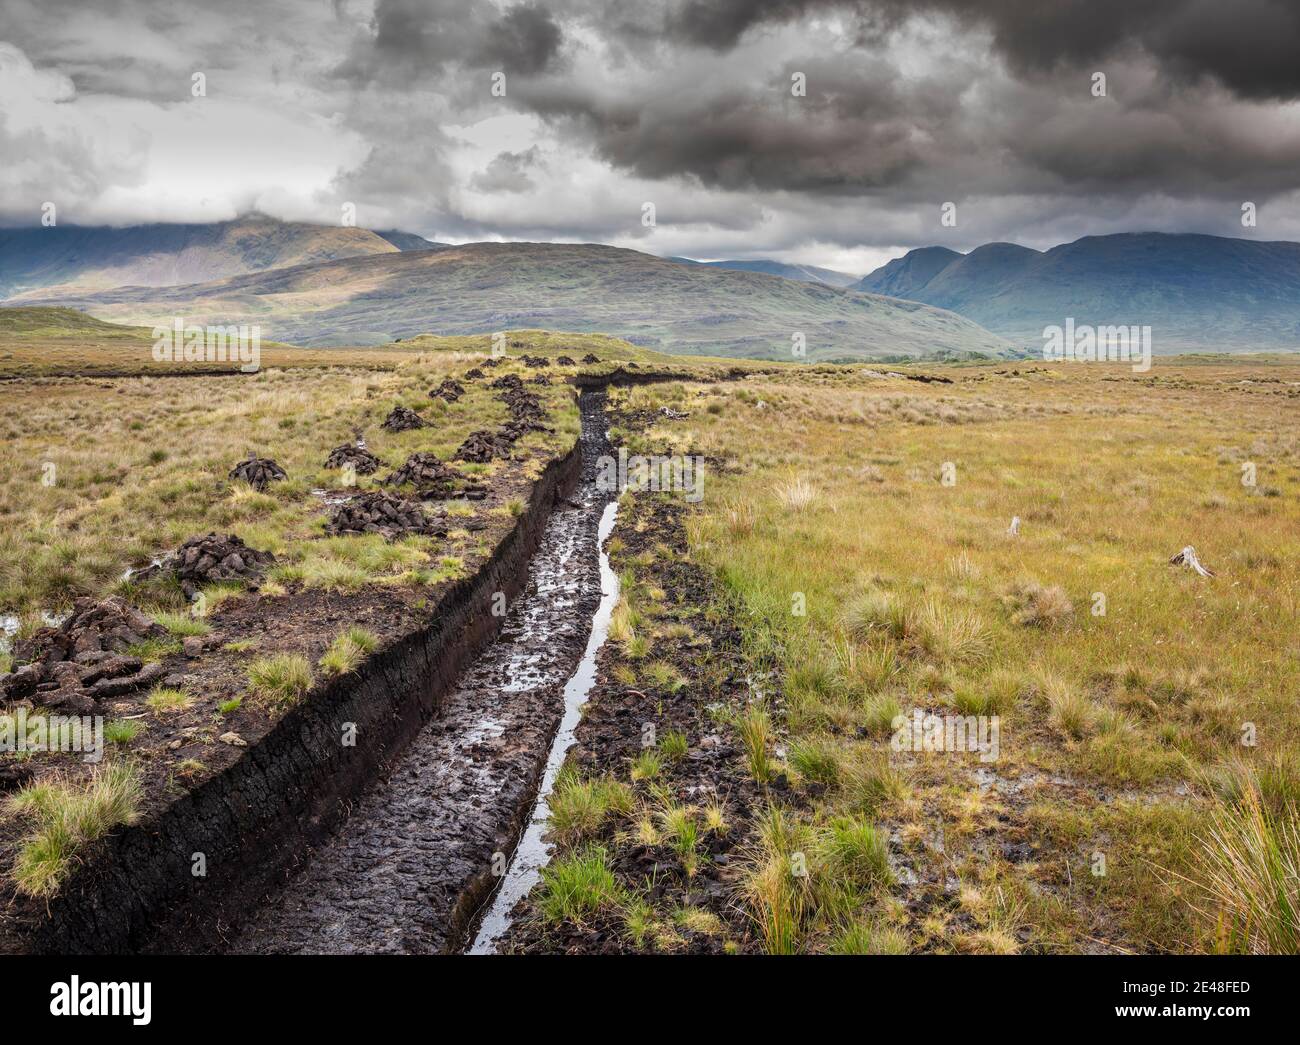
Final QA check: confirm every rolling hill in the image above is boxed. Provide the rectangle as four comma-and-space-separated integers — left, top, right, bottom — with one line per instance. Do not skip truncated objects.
0, 215, 440, 300
856, 233, 1300, 352
12, 241, 1008, 360
668, 256, 860, 288
0, 305, 438, 377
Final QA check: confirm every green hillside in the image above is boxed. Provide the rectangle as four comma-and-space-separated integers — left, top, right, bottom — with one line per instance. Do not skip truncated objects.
668, 256, 860, 287
857, 233, 1300, 352
0, 306, 154, 340
0, 216, 429, 300
20, 241, 1008, 361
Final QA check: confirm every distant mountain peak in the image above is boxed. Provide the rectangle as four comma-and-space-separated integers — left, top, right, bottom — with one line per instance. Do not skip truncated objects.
856, 231, 1300, 352
0, 217, 432, 300
15, 240, 1008, 360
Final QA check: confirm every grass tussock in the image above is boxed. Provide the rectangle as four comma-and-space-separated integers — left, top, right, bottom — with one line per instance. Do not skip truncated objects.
1192, 761, 1300, 954
828, 919, 910, 955
247, 653, 313, 708
6, 762, 143, 897
150, 610, 211, 637
145, 687, 192, 716
537, 847, 623, 925
817, 815, 894, 890
104, 719, 146, 745
775, 476, 817, 512
1003, 580, 1074, 628
318, 626, 380, 676
736, 705, 773, 784
788, 734, 844, 787
742, 806, 812, 954
910, 599, 991, 664
548, 769, 633, 845
839, 590, 908, 642
1039, 672, 1096, 740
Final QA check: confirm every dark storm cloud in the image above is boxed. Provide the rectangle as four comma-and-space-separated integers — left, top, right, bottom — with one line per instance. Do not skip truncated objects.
470, 147, 542, 193
4, 0, 1300, 255
495, 0, 1300, 203
524, 58, 936, 193
940, 0, 1300, 102
695, 0, 1300, 100
662, 0, 831, 49
771, 0, 1293, 104
335, 0, 562, 83
481, 3, 563, 74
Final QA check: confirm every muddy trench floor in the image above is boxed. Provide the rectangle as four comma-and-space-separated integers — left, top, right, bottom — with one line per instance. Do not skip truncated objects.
224, 398, 615, 954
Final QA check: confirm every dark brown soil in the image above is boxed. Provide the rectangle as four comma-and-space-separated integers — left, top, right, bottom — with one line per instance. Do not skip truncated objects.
137, 532, 276, 600
455, 429, 515, 463
431, 379, 465, 402
228, 455, 288, 490
500, 402, 771, 954
455, 374, 554, 463
380, 405, 430, 431
381, 452, 484, 499
323, 443, 381, 475
222, 389, 617, 954
0, 406, 568, 951
324, 490, 447, 537
1, 598, 170, 716
0, 368, 759, 954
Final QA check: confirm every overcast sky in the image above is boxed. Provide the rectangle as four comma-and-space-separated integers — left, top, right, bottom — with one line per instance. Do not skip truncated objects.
2, 0, 1299, 274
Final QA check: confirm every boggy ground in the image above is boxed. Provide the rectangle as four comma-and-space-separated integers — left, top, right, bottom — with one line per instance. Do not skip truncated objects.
501, 396, 772, 954
503, 360, 1300, 955
6, 336, 1297, 955
227, 392, 615, 954
0, 335, 601, 933
611, 364, 1300, 954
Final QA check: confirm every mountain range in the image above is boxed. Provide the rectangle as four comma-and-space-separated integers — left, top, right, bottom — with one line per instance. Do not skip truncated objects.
668, 257, 860, 288
11, 240, 1006, 359
856, 233, 1300, 351
4, 217, 1298, 358
0, 216, 443, 300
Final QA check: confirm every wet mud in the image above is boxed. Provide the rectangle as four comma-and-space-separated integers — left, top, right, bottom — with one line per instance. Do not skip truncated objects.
228, 392, 617, 954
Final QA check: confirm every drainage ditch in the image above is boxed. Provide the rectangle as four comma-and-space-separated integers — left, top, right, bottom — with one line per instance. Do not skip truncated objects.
227, 389, 619, 954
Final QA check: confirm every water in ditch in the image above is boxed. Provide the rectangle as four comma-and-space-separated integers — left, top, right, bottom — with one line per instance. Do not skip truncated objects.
468, 497, 619, 953
229, 391, 618, 954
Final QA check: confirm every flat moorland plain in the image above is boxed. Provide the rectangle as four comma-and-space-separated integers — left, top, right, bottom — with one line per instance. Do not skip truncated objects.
4, 321, 1297, 955
0, 308, 684, 379
0, 352, 546, 613
0, 327, 635, 902
0, 320, 689, 614
600, 360, 1300, 953
0, 306, 383, 377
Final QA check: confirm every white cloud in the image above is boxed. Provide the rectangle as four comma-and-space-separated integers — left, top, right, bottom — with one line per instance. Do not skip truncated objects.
0, 41, 370, 225
5, 0, 1300, 268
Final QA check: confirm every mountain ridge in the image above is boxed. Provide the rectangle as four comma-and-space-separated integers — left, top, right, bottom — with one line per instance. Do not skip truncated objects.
668, 256, 860, 287
0, 216, 436, 300
14, 240, 1009, 360
856, 232, 1300, 351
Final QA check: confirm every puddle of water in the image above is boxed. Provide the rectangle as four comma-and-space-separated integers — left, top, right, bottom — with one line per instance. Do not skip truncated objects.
310, 489, 352, 508
462, 716, 507, 746
468, 498, 620, 954
1, 610, 67, 652
121, 557, 165, 582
